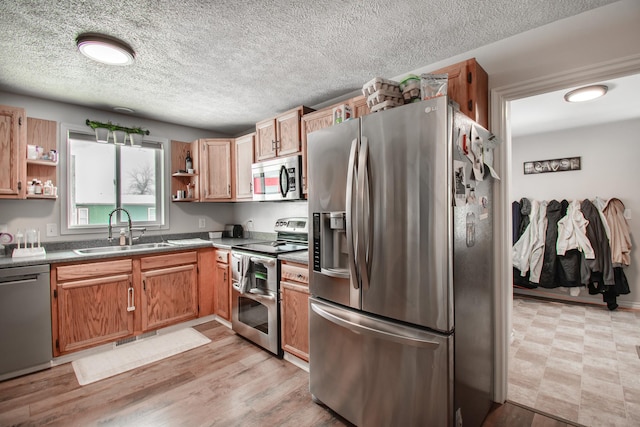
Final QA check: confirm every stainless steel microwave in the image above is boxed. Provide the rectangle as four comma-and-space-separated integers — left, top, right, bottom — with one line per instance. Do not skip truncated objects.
251, 155, 303, 201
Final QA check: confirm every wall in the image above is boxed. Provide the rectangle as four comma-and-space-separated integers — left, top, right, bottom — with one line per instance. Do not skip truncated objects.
232, 201, 308, 233
0, 91, 234, 242
511, 118, 640, 306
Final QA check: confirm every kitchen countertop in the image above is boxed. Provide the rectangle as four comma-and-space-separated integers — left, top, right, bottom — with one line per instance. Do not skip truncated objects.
278, 250, 309, 265
0, 237, 265, 269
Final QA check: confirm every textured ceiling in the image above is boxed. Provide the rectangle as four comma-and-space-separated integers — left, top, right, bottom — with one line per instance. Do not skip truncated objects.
0, 0, 619, 136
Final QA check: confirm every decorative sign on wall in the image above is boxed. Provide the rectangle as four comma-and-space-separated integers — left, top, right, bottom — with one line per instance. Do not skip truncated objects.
523, 156, 581, 175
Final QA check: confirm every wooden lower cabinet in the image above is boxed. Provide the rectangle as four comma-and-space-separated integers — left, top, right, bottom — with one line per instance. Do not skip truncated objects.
198, 247, 216, 316
140, 251, 198, 332
214, 249, 231, 321
54, 259, 134, 355
52, 250, 206, 357
280, 261, 310, 361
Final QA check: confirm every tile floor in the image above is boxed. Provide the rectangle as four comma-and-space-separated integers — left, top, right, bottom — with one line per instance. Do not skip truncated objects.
509, 296, 640, 426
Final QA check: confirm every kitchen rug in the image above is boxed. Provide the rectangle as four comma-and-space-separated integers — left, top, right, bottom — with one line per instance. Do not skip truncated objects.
72, 328, 210, 386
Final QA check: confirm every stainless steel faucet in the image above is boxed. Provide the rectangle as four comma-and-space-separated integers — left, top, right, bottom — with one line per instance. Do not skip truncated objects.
108, 207, 145, 245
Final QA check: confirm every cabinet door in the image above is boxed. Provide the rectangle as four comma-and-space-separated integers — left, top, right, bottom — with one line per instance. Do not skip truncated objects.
301, 108, 334, 194
0, 105, 26, 198
255, 118, 277, 161
57, 274, 135, 354
214, 261, 231, 321
198, 248, 216, 317
234, 133, 254, 200
349, 95, 370, 118
276, 108, 303, 157
281, 280, 310, 361
432, 58, 488, 128
201, 138, 233, 201
141, 264, 198, 331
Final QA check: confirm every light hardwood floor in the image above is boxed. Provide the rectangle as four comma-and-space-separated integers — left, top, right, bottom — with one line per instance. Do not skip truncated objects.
1, 320, 572, 426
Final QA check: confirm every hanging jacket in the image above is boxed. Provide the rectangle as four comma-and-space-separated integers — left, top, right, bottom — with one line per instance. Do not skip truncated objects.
556, 200, 594, 259
513, 200, 539, 276
555, 200, 581, 286
512, 200, 522, 245
580, 199, 614, 286
539, 200, 562, 288
528, 200, 548, 284
603, 198, 632, 267
518, 198, 531, 238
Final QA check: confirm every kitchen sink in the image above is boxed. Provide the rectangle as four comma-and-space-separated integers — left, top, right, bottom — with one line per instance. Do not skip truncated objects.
73, 242, 175, 255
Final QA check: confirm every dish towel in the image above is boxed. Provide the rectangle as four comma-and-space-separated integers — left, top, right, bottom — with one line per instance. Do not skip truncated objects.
239, 255, 252, 294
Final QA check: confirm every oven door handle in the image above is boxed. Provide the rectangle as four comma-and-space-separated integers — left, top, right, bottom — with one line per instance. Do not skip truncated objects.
250, 256, 276, 266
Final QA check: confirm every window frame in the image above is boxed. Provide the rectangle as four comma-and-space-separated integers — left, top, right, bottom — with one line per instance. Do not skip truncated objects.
59, 123, 171, 236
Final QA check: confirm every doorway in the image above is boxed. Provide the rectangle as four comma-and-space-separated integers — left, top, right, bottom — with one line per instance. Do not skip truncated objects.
492, 57, 640, 424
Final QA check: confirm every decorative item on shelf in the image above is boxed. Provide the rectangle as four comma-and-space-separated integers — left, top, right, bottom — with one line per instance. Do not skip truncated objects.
85, 119, 150, 146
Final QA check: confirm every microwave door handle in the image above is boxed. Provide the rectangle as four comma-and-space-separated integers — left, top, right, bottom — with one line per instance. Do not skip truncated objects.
357, 136, 370, 290
279, 165, 289, 197
346, 137, 359, 289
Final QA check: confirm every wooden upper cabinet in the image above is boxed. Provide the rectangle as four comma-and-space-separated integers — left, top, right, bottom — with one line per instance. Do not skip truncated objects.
431, 58, 488, 129
171, 140, 199, 202
0, 105, 26, 199
234, 133, 254, 200
26, 117, 58, 199
349, 95, 370, 118
200, 138, 233, 201
301, 108, 335, 194
255, 105, 313, 161
255, 118, 277, 161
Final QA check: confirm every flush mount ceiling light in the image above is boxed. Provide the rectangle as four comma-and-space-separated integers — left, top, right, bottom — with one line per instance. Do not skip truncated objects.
564, 84, 608, 103
76, 33, 135, 65
114, 106, 135, 113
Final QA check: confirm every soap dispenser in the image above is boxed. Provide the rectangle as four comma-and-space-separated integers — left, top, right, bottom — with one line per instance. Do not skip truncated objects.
119, 228, 126, 246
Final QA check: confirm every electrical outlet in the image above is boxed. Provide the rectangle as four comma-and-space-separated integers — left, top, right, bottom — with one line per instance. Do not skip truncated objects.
198, 218, 206, 229
46, 223, 58, 237
624, 209, 632, 220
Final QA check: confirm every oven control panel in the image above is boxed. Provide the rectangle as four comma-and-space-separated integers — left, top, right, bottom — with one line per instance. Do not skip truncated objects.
274, 217, 308, 233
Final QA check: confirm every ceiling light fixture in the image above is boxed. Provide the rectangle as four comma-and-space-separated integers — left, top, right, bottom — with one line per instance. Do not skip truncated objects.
563, 84, 608, 103
114, 106, 135, 113
76, 33, 135, 66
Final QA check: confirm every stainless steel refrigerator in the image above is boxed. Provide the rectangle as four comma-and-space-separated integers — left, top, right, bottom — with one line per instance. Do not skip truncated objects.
307, 96, 495, 427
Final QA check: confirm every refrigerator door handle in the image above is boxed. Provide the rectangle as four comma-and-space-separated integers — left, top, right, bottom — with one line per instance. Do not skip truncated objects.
311, 302, 441, 350
357, 136, 371, 290
346, 137, 359, 289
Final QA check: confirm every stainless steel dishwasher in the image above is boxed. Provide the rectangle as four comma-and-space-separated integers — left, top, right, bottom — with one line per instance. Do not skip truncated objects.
0, 264, 52, 381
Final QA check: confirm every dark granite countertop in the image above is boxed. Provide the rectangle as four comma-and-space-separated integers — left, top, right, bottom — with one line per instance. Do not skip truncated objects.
0, 234, 268, 269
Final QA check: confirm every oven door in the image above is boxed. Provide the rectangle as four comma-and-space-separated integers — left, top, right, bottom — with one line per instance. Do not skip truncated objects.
231, 284, 281, 356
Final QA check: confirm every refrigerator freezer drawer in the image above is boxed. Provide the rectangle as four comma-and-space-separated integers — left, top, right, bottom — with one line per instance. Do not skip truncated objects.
309, 297, 453, 426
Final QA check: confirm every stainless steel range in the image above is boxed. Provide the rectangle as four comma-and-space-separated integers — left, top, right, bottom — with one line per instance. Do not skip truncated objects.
230, 217, 308, 356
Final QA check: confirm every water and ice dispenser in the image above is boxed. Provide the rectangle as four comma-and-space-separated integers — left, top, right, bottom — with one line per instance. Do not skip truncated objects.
312, 212, 349, 277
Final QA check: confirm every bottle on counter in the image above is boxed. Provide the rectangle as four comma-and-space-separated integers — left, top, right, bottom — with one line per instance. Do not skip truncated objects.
119, 228, 126, 246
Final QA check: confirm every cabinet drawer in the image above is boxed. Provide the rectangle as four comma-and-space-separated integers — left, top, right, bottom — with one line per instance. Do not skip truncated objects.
215, 249, 229, 264
281, 262, 309, 284
56, 259, 132, 281
140, 251, 197, 270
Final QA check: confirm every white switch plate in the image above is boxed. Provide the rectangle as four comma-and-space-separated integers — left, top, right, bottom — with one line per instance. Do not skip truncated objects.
624, 209, 632, 220
198, 218, 206, 228
46, 223, 58, 237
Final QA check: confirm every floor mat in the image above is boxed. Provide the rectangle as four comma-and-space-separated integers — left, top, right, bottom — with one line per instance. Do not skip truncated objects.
72, 328, 210, 385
